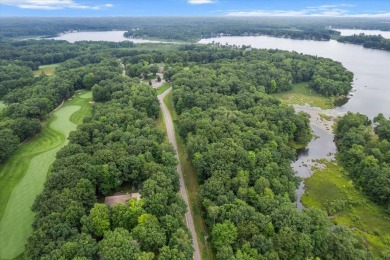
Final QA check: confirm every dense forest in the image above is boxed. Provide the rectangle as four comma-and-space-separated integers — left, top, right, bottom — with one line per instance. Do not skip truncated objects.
27, 82, 193, 259
0, 38, 381, 259
1, 17, 389, 42
124, 27, 337, 41
163, 47, 372, 259
338, 34, 390, 51
0, 40, 138, 163
335, 112, 390, 207
20, 59, 193, 259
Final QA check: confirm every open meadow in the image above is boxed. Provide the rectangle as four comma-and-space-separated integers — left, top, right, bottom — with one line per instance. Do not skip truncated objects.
271, 82, 335, 109
33, 63, 60, 76
302, 161, 390, 256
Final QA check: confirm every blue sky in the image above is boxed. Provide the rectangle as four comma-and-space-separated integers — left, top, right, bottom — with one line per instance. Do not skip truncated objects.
1, 0, 390, 17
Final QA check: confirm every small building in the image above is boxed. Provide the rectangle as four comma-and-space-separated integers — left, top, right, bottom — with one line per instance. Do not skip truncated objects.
104, 192, 141, 207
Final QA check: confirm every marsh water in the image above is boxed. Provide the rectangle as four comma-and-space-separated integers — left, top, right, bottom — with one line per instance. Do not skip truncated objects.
199, 35, 390, 209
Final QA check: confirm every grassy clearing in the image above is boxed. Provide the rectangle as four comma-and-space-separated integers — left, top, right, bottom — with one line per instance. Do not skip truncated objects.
0, 91, 92, 259
134, 43, 182, 52
319, 113, 332, 121
163, 92, 216, 260
302, 161, 390, 255
156, 110, 166, 133
156, 83, 171, 95
288, 140, 310, 150
271, 82, 334, 109
33, 63, 60, 76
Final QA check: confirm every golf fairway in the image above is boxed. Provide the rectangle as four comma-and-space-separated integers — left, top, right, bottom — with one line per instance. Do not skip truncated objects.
0, 92, 91, 259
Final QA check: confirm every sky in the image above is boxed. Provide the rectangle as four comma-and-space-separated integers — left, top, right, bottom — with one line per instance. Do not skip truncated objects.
1, 0, 390, 17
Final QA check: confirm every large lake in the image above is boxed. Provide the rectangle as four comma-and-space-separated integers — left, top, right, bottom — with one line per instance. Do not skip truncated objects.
51, 30, 168, 43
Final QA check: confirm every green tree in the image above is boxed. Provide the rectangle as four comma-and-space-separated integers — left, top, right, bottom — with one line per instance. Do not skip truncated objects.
82, 203, 110, 237
82, 72, 96, 89
132, 214, 166, 252
0, 129, 19, 162
211, 220, 237, 249
99, 228, 140, 260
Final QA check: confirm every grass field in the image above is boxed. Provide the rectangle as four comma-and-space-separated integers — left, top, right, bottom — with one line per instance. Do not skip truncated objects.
271, 82, 335, 109
302, 161, 390, 255
33, 63, 60, 76
163, 92, 216, 260
156, 83, 171, 95
0, 91, 92, 259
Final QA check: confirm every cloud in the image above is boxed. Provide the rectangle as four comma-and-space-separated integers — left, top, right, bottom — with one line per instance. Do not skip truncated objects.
0, 0, 113, 10
187, 0, 215, 5
224, 3, 390, 17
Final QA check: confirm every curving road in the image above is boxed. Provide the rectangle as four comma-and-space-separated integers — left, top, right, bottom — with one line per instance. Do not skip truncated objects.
158, 87, 201, 260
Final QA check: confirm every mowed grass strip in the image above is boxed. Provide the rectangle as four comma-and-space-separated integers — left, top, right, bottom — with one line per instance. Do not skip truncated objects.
0, 91, 92, 259
33, 63, 60, 76
302, 161, 390, 256
271, 82, 335, 109
156, 83, 171, 95
163, 92, 216, 260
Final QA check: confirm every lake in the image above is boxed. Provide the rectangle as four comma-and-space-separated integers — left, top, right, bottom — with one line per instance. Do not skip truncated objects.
51, 30, 169, 43
336, 28, 390, 39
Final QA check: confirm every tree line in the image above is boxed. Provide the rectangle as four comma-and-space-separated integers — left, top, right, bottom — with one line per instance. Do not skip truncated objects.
2, 17, 384, 42
0, 56, 118, 163
338, 33, 390, 52
335, 112, 390, 207
167, 47, 373, 259
0, 40, 135, 70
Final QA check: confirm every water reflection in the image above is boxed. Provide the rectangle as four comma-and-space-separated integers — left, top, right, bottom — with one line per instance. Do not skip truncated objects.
293, 125, 337, 210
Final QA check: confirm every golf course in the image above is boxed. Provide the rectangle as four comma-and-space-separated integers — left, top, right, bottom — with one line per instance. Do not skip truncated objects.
0, 91, 92, 259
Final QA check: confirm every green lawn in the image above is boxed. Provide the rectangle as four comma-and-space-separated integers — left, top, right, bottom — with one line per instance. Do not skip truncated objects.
163, 92, 216, 260
302, 161, 390, 256
0, 91, 92, 259
156, 83, 171, 95
271, 82, 335, 109
33, 63, 60, 76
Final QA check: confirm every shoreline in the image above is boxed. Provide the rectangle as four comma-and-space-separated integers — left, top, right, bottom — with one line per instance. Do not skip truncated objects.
293, 104, 345, 135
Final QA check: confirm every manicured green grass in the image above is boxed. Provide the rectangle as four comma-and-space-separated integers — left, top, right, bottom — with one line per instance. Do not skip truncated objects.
0, 91, 92, 259
156, 83, 171, 95
33, 63, 60, 76
271, 82, 334, 109
0, 101, 6, 111
302, 161, 390, 256
163, 92, 216, 260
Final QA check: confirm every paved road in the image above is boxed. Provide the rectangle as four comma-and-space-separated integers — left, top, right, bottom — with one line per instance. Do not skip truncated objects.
158, 87, 201, 260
